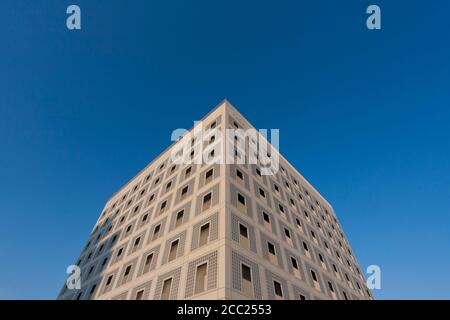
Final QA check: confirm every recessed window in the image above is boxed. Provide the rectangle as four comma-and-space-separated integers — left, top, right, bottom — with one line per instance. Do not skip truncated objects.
273, 281, 283, 298
181, 186, 188, 197
185, 166, 192, 176
274, 184, 279, 192
241, 264, 253, 296
175, 210, 184, 228
88, 265, 94, 275
328, 282, 334, 292
166, 181, 172, 191
104, 275, 113, 292
236, 169, 243, 181
242, 264, 252, 281
135, 290, 144, 300
143, 253, 153, 274
238, 193, 246, 205
279, 204, 285, 214
168, 240, 179, 262
259, 188, 266, 198
268, 242, 276, 255
263, 212, 270, 223
255, 168, 261, 176
199, 223, 210, 247
205, 168, 214, 183
267, 242, 278, 265
303, 242, 309, 252
210, 121, 216, 129
160, 200, 167, 212
194, 263, 208, 294
122, 265, 132, 284
161, 278, 172, 300
133, 237, 141, 249
291, 257, 298, 269
152, 224, 161, 240
239, 224, 248, 238
311, 270, 318, 282
202, 192, 212, 211
283, 228, 290, 238
117, 248, 123, 257
333, 264, 338, 273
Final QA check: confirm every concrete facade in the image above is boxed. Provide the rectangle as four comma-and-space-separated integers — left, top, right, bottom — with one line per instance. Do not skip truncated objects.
57, 100, 373, 300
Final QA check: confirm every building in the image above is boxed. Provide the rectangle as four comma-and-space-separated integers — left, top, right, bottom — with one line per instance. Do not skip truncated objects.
57, 100, 373, 300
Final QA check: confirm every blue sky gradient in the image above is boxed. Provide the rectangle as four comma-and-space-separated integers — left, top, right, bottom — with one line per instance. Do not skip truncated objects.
0, 0, 449, 299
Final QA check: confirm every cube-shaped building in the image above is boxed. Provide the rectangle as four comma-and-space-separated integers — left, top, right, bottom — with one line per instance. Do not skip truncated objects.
58, 100, 372, 300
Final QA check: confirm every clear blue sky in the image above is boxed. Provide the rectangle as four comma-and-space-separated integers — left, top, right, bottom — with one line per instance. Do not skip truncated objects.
0, 0, 449, 299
